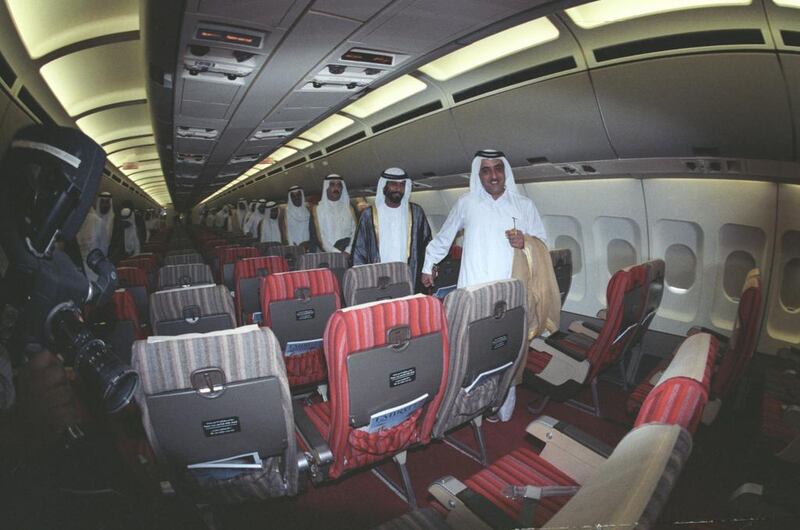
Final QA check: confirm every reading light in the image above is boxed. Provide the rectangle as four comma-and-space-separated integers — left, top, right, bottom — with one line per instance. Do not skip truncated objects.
418, 17, 559, 81
300, 114, 354, 142
342, 75, 427, 118
565, 0, 752, 29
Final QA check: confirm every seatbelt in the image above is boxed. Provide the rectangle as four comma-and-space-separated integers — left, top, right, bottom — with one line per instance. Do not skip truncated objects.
503, 484, 580, 527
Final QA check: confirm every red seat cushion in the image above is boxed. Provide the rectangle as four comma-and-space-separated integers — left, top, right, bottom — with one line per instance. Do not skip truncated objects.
525, 348, 553, 375
634, 377, 708, 434
464, 446, 578, 526
626, 362, 668, 415
119, 255, 157, 274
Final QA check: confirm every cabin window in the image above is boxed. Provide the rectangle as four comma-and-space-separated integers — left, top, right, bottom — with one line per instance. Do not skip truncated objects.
664, 243, 697, 291
555, 235, 582, 274
723, 250, 756, 300
781, 258, 800, 312
607, 238, 636, 274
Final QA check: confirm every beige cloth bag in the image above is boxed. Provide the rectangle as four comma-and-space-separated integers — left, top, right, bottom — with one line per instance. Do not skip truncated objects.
511, 235, 562, 386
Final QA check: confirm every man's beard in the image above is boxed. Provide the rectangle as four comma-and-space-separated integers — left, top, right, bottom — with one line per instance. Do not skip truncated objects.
385, 191, 403, 206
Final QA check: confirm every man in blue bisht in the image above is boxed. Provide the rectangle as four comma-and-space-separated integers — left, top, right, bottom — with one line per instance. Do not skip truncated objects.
351, 167, 432, 292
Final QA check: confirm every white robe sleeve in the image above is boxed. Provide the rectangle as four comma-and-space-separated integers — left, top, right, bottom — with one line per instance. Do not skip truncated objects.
422, 197, 466, 274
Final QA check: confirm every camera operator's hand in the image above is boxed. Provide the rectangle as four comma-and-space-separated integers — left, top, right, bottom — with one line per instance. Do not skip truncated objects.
17, 347, 81, 445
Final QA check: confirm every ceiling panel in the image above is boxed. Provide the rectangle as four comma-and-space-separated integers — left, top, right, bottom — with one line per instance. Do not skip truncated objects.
5, 0, 139, 59
76, 102, 153, 145
107, 145, 159, 166
104, 136, 156, 154
39, 40, 145, 116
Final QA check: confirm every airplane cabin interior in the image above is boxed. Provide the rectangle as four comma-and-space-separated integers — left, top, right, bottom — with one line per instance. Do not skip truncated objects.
0, 1, 799, 529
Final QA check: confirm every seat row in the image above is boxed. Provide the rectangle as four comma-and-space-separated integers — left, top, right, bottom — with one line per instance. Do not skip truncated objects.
375, 331, 718, 530
132, 281, 530, 506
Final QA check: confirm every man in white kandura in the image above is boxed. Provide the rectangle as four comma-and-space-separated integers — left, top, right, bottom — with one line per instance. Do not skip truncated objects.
421, 149, 547, 421
285, 185, 311, 246
260, 200, 282, 243
312, 174, 356, 255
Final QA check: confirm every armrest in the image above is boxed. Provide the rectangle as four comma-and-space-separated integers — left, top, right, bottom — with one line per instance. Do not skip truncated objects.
582, 321, 603, 334
526, 416, 609, 484
567, 320, 599, 341
428, 476, 514, 530
544, 331, 589, 362
688, 326, 728, 345
596, 309, 607, 320
293, 405, 333, 483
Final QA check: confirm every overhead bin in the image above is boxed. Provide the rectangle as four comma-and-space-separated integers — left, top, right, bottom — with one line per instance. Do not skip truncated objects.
593, 53, 793, 160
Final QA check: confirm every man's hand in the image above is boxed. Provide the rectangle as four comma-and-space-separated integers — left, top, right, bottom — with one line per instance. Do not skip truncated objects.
506, 229, 524, 249
18, 349, 81, 443
421, 270, 437, 288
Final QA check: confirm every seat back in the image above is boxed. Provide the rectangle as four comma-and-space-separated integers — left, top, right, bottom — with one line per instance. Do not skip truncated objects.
583, 266, 644, 381
256, 241, 283, 256
119, 254, 159, 291
343, 262, 414, 307
628, 259, 666, 351
163, 252, 204, 266
132, 325, 298, 502
281, 244, 306, 270
150, 284, 236, 336
234, 256, 289, 325
116, 266, 150, 321
549, 248, 573, 305
433, 280, 528, 438
545, 423, 692, 530
217, 246, 259, 290
320, 295, 449, 479
260, 269, 340, 350
157, 264, 214, 291
297, 252, 349, 288
165, 248, 198, 258
712, 268, 762, 399
634, 332, 717, 434
431, 256, 461, 299
108, 289, 145, 363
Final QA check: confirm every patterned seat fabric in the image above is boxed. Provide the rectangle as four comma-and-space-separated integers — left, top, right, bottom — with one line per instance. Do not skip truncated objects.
149, 284, 236, 335
297, 251, 348, 288
234, 256, 289, 325
633, 333, 717, 434
342, 262, 414, 307
260, 269, 340, 387
432, 279, 528, 438
132, 326, 298, 502
157, 263, 214, 290
465, 446, 579, 526
304, 295, 450, 479
163, 252, 204, 266
627, 269, 761, 416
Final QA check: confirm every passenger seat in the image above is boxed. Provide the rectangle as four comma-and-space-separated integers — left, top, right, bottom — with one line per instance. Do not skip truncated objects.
342, 262, 413, 307
131, 325, 299, 502
432, 279, 528, 465
157, 263, 214, 291
234, 256, 289, 325
149, 284, 236, 336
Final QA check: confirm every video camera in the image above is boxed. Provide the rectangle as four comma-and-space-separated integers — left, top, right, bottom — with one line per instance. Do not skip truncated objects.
0, 125, 138, 414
